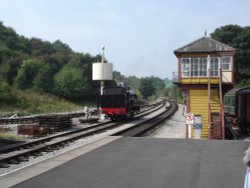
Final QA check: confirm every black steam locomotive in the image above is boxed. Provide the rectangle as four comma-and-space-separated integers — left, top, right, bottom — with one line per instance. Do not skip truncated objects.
100, 84, 140, 121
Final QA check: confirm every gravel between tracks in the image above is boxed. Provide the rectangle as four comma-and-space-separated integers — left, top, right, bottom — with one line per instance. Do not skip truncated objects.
147, 104, 186, 138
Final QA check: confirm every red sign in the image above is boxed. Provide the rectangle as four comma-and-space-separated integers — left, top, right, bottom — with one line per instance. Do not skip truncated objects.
185, 113, 194, 125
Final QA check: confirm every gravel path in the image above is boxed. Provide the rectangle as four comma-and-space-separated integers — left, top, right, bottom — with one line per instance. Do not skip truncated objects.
148, 104, 186, 138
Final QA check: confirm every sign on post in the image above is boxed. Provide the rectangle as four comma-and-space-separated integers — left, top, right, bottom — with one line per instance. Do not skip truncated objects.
185, 113, 194, 139
185, 113, 194, 125
194, 115, 202, 139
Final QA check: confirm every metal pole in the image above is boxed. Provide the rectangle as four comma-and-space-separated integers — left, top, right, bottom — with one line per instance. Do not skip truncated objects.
219, 57, 225, 139
100, 46, 105, 95
207, 55, 212, 139
101, 46, 105, 64
100, 81, 104, 95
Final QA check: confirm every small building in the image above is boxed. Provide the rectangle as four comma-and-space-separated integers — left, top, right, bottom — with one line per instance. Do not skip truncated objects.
173, 36, 236, 139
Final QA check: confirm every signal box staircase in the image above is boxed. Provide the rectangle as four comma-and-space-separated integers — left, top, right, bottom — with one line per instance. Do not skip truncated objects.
208, 66, 224, 140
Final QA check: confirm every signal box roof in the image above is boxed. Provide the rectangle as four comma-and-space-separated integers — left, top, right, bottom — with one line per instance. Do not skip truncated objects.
174, 37, 236, 55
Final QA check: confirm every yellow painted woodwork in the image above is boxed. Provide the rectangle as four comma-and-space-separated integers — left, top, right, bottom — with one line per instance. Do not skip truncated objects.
189, 89, 220, 139
181, 78, 220, 84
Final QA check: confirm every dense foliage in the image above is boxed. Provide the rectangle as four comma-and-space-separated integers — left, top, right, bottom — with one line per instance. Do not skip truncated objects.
113, 71, 166, 99
0, 21, 168, 113
0, 21, 101, 107
211, 25, 250, 86
5, 22, 250, 111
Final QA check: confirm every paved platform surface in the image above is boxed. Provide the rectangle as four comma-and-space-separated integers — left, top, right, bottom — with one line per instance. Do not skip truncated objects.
9, 137, 249, 188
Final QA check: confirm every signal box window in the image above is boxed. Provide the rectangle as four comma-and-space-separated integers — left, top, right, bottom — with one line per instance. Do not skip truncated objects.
181, 58, 190, 77
222, 56, 232, 71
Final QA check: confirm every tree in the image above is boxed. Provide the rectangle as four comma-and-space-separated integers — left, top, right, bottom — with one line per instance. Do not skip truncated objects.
52, 40, 72, 53
211, 25, 250, 84
30, 38, 53, 57
2, 52, 27, 85
0, 62, 11, 83
170, 85, 183, 102
211, 25, 242, 46
0, 77, 16, 104
139, 77, 155, 99
14, 59, 44, 89
33, 63, 54, 92
53, 67, 90, 100
113, 71, 126, 83
150, 76, 165, 91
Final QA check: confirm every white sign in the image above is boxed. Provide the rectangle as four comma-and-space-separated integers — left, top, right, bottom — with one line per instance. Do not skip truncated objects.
185, 113, 194, 125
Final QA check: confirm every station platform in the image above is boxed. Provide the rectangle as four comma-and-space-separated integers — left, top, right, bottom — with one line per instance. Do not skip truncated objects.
3, 136, 249, 188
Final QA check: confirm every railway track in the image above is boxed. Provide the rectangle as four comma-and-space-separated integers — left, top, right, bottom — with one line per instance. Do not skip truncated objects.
113, 101, 178, 137
0, 99, 176, 174
0, 101, 161, 125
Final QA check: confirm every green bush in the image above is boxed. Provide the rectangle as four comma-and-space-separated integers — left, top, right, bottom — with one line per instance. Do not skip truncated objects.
53, 67, 90, 100
0, 79, 17, 104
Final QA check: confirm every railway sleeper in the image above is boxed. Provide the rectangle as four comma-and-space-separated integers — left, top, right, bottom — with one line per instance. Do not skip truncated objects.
18, 156, 29, 162
51, 145, 62, 150
43, 147, 53, 152
0, 163, 10, 168
31, 152, 43, 157
8, 159, 20, 165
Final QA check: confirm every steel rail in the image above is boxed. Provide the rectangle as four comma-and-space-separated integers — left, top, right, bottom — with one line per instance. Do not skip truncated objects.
0, 100, 166, 168
0, 100, 163, 153
113, 101, 178, 137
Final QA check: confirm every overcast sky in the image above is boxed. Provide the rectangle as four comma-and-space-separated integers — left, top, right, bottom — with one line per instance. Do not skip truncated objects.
0, 0, 250, 79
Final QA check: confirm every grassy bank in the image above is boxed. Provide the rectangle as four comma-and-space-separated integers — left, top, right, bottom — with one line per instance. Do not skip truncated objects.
0, 133, 26, 141
0, 89, 89, 117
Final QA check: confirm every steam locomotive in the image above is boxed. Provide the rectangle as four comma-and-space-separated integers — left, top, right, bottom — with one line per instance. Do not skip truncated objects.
100, 84, 140, 121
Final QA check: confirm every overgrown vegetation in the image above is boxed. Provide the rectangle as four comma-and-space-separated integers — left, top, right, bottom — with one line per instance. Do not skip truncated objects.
0, 89, 84, 116
211, 25, 250, 86
0, 21, 101, 110
0, 22, 168, 116
1, 22, 250, 116
113, 71, 167, 100
0, 133, 25, 141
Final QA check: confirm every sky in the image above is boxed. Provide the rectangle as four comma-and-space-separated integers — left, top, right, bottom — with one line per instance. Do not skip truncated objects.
0, 0, 250, 79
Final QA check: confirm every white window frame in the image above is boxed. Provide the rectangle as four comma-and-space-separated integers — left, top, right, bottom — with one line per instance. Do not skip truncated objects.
180, 57, 207, 78
199, 58, 207, 77
180, 56, 231, 78
181, 58, 190, 77
210, 57, 219, 77
221, 56, 232, 71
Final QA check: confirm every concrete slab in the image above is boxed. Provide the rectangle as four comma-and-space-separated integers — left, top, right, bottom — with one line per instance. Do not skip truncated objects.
10, 137, 250, 188
0, 176, 27, 188
0, 136, 121, 188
